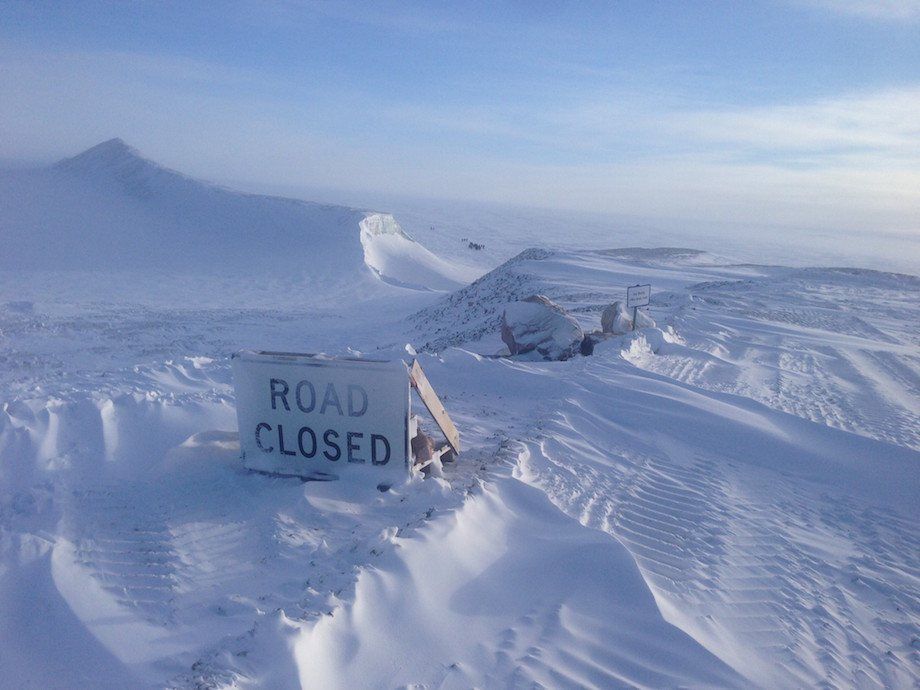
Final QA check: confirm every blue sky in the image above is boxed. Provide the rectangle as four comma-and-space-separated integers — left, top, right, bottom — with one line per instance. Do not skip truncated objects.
1, 1, 918, 235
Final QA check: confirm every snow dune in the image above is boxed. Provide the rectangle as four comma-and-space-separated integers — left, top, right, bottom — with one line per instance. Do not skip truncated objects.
359, 212, 469, 291
295, 465, 742, 689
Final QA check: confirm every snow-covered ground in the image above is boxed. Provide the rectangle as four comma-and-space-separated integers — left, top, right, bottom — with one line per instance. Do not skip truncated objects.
1, 144, 918, 688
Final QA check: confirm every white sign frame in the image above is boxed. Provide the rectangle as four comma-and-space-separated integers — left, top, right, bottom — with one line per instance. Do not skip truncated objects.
627, 284, 651, 309
232, 350, 410, 482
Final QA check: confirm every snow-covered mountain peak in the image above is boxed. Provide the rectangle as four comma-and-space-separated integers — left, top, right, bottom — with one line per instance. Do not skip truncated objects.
359, 212, 411, 239
1, 139, 474, 294
56, 137, 147, 173
53, 137, 198, 198
65, 137, 135, 159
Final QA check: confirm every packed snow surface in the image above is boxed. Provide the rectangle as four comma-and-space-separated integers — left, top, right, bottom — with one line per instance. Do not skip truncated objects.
1, 146, 919, 689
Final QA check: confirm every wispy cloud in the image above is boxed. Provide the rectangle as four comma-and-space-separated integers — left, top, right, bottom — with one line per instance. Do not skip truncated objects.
665, 87, 920, 163
800, 0, 920, 21
0, 40, 917, 235
365, 85, 920, 231
387, 84, 920, 169
250, 0, 471, 35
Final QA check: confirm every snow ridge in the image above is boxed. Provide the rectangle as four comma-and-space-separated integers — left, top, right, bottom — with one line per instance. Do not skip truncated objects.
1, 140, 470, 295
359, 213, 471, 291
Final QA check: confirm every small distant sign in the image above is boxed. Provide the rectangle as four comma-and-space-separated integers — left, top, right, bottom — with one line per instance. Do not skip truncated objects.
232, 351, 409, 481
627, 284, 651, 309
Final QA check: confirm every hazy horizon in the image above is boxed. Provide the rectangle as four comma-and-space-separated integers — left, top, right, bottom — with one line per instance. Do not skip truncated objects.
0, 133, 915, 275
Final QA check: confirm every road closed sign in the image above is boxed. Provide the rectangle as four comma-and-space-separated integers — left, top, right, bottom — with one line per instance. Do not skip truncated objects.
232, 351, 409, 481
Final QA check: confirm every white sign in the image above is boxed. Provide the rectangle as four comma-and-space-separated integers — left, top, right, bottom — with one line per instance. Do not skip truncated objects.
627, 284, 651, 308
232, 351, 409, 481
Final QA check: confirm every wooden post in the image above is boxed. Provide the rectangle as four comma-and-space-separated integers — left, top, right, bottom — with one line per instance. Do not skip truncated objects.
409, 360, 461, 454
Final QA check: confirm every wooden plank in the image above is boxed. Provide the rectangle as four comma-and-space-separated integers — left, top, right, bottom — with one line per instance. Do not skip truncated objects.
414, 444, 453, 472
409, 360, 461, 454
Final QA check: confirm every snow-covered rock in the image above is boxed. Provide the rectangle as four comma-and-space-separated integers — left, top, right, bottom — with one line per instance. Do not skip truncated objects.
601, 300, 656, 334
501, 294, 584, 360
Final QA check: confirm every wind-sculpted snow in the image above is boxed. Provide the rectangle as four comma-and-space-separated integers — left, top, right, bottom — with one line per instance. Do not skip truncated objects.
513, 357, 920, 687
294, 454, 744, 689
0, 359, 486, 687
1, 238, 918, 687
358, 213, 470, 291
662, 268, 920, 449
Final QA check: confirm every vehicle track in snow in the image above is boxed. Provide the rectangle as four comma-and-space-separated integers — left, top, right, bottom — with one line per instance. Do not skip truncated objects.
515, 356, 920, 688
66, 486, 182, 626
632, 276, 920, 451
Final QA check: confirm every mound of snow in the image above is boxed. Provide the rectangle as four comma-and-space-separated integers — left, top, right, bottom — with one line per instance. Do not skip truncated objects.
359, 213, 471, 291
0, 139, 467, 294
601, 300, 656, 334
411, 248, 557, 352
590, 326, 676, 360
294, 467, 744, 689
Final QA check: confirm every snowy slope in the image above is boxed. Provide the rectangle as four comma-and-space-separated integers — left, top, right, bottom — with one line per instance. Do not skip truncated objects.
406, 248, 920, 686
0, 235, 918, 687
0, 139, 471, 294
414, 248, 920, 450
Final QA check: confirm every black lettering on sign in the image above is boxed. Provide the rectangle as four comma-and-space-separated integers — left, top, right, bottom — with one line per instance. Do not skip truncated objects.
347, 431, 365, 463
371, 434, 390, 465
296, 380, 316, 413
277, 424, 296, 456
348, 385, 368, 417
255, 422, 273, 453
320, 383, 343, 415
323, 429, 341, 461
270, 378, 290, 411
298, 426, 317, 458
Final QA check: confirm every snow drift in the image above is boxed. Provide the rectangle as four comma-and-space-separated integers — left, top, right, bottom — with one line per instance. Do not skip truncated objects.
0, 235, 918, 687
2, 142, 919, 688
358, 213, 468, 291
0, 139, 469, 294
